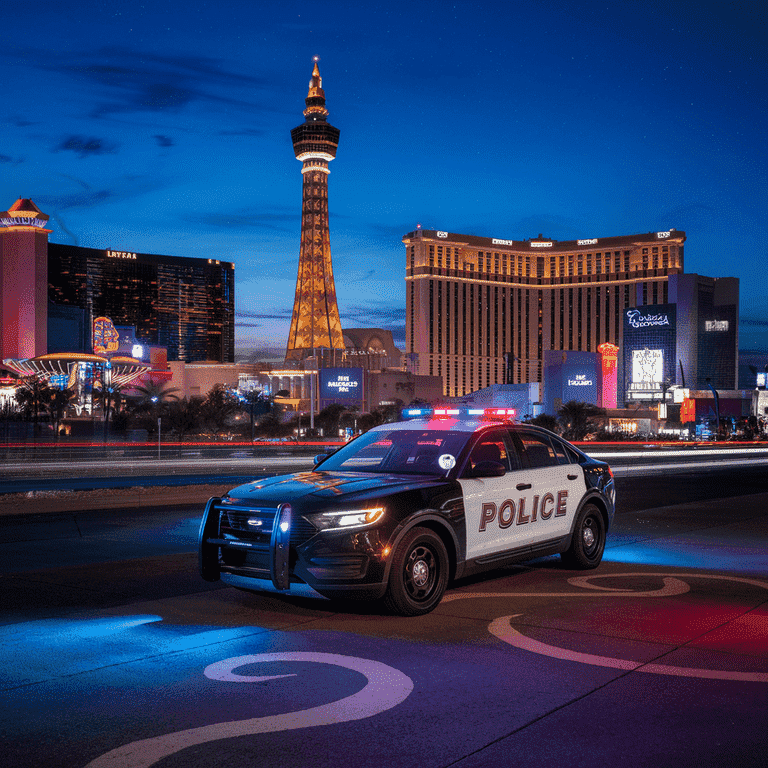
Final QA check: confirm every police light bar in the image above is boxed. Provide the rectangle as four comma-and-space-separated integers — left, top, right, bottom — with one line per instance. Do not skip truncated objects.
402, 407, 433, 419
433, 407, 460, 417
482, 407, 517, 420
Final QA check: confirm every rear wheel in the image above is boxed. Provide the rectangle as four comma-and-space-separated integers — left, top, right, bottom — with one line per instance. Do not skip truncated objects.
383, 527, 449, 616
561, 503, 605, 569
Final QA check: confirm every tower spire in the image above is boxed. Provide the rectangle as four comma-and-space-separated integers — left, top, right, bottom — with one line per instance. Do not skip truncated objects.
285, 60, 345, 363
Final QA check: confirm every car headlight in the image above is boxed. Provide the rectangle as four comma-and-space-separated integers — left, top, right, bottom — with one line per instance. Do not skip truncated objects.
304, 506, 385, 531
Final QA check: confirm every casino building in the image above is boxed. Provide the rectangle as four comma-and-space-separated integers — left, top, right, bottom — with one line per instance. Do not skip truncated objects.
47, 243, 235, 363
404, 227, 691, 401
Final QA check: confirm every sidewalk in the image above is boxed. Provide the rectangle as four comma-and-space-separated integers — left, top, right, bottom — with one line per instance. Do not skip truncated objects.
0, 483, 229, 516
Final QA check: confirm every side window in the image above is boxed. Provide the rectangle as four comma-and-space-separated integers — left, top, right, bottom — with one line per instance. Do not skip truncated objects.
516, 432, 559, 469
465, 430, 516, 475
550, 438, 572, 465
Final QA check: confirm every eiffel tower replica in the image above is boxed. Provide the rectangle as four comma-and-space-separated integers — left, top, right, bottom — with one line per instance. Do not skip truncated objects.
285, 59, 345, 365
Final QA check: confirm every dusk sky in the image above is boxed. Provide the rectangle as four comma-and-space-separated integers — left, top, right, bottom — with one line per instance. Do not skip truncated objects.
2, 1, 766, 360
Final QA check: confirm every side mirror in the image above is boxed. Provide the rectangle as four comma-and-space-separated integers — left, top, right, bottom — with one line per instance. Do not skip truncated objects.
313, 453, 330, 467
468, 460, 506, 478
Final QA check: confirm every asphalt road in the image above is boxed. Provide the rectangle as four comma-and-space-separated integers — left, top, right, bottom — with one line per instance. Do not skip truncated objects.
1, 466, 767, 768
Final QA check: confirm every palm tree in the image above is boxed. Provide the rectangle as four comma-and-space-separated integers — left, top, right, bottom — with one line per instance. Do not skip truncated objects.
557, 400, 606, 441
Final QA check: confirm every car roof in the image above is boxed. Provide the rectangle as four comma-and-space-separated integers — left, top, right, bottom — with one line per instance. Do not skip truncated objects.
371, 417, 512, 435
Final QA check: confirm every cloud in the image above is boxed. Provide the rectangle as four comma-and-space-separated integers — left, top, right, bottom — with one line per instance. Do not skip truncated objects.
154, 134, 175, 148
237, 309, 294, 321
41, 48, 275, 119
55, 135, 118, 157
186, 207, 296, 231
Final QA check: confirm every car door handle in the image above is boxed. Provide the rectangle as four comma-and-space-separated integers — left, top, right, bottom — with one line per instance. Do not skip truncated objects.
516, 483, 532, 490
567, 474, 578, 480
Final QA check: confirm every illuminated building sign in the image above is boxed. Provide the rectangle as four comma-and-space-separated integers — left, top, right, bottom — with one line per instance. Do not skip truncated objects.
705, 320, 729, 332
530, 241, 553, 248
0, 216, 48, 228
567, 374, 593, 386
437, 231, 448, 238
492, 238, 515, 246
106, 250, 137, 260
626, 309, 671, 328
656, 231, 671, 238
93, 316, 120, 354
598, 342, 619, 409
577, 239, 598, 246
320, 367, 364, 402
632, 348, 663, 388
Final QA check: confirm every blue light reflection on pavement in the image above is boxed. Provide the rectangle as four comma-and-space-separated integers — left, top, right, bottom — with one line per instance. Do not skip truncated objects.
0, 616, 270, 690
603, 544, 768, 575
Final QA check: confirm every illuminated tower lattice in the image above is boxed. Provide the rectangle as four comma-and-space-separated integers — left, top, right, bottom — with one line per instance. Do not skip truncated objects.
285, 60, 345, 362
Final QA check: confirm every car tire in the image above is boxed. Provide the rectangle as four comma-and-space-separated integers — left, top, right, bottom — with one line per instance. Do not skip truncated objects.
561, 503, 605, 569
383, 527, 449, 616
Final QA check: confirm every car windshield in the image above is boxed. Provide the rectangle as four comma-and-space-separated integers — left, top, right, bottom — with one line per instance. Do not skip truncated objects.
317, 428, 471, 476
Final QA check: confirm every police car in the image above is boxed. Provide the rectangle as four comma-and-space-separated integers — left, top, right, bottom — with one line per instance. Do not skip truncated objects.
199, 407, 615, 616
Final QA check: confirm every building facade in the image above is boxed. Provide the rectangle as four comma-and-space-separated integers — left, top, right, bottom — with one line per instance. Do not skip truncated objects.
48, 243, 235, 363
404, 227, 687, 398
0, 199, 50, 360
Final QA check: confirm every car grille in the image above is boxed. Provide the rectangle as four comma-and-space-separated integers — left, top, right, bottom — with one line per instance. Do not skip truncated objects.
215, 501, 317, 548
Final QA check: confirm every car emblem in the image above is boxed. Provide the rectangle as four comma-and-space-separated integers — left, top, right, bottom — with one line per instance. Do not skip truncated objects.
247, 518, 263, 527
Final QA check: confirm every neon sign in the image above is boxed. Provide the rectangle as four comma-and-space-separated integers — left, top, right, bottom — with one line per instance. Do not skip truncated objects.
567, 374, 593, 386
0, 216, 48, 228
626, 309, 670, 328
93, 317, 120, 354
106, 250, 137, 260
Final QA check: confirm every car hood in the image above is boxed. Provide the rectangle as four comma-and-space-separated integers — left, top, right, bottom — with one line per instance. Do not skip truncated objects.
224, 470, 445, 505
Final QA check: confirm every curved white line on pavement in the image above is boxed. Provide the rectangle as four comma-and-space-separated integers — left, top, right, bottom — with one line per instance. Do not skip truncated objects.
84, 652, 413, 768
442, 576, 691, 602
489, 615, 768, 683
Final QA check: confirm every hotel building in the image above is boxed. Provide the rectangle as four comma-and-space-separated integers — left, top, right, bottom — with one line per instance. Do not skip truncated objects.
48, 243, 235, 363
404, 227, 687, 398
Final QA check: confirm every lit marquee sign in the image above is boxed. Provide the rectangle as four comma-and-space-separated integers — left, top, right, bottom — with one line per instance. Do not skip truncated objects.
632, 348, 663, 388
0, 216, 48, 228
93, 316, 120, 354
626, 309, 671, 328
320, 367, 364, 402
598, 342, 619, 409
106, 250, 137, 260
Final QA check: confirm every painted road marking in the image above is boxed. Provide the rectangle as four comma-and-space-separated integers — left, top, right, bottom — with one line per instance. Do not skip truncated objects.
489, 615, 768, 683
456, 572, 768, 683
84, 652, 413, 768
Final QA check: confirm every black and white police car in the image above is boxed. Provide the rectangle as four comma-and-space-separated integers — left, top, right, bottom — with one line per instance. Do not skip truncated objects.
199, 407, 616, 616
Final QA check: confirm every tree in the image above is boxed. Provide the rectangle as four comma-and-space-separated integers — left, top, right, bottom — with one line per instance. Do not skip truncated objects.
14, 376, 53, 434
124, 381, 181, 434
200, 384, 241, 435
557, 400, 606, 441
314, 403, 347, 437
164, 398, 204, 441
524, 413, 560, 434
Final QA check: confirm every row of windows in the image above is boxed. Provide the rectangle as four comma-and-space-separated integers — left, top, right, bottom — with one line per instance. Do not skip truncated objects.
417, 244, 682, 278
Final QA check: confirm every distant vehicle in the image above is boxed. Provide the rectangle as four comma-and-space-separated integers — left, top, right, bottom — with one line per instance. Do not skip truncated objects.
200, 407, 616, 616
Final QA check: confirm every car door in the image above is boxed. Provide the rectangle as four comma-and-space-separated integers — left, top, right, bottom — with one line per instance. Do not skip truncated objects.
510, 429, 584, 544
460, 429, 538, 560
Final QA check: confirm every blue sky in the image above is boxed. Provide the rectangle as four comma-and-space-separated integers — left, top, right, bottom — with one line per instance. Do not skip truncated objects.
2, 0, 766, 360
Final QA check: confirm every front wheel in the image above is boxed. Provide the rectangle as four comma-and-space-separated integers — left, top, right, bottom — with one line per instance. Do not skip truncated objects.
561, 503, 605, 569
383, 527, 449, 616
